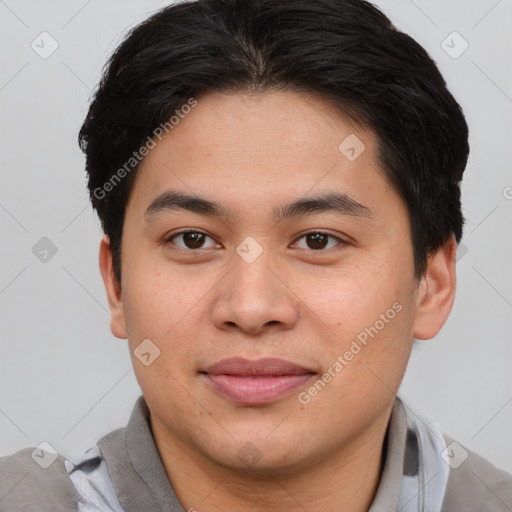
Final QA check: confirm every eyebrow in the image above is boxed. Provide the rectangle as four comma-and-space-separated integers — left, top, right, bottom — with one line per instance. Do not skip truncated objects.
144, 190, 372, 222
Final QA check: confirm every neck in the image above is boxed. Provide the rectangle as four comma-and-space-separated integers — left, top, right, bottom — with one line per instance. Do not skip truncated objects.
151, 408, 391, 512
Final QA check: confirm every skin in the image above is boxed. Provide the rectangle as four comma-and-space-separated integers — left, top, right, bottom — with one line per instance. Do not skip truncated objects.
99, 90, 457, 512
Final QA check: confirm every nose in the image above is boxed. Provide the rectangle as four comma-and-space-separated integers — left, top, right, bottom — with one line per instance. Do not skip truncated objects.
211, 248, 300, 335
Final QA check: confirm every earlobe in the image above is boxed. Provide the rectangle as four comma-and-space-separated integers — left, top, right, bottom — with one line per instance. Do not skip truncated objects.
412, 234, 457, 340
99, 236, 128, 339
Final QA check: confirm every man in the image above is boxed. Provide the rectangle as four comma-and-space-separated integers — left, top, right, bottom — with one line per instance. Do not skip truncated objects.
1, 0, 511, 510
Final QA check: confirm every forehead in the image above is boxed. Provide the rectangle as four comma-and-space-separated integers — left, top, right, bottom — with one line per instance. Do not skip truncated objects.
147, 90, 366, 159
128, 90, 398, 218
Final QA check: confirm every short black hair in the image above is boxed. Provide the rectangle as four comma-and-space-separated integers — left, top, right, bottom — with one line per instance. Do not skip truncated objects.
79, 0, 469, 285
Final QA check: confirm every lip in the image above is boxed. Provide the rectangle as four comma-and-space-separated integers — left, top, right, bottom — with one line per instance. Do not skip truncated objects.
200, 357, 316, 405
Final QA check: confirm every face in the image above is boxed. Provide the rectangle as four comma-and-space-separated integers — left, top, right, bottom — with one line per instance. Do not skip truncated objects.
101, 90, 451, 474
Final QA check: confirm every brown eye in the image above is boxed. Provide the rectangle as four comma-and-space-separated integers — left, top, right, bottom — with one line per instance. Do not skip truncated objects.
294, 232, 343, 251
306, 233, 328, 249
168, 231, 219, 250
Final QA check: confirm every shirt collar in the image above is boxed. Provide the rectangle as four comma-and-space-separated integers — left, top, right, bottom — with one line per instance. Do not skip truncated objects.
98, 396, 448, 512
98, 396, 182, 511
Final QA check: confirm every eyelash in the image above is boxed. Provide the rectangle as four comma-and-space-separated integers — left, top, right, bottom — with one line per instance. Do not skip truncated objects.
164, 230, 345, 252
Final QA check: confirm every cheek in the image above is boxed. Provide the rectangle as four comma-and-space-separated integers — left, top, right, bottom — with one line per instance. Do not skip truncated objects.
292, 263, 416, 389
302, 303, 414, 428
122, 261, 211, 339
291, 263, 407, 335
124, 271, 201, 403
121, 261, 219, 387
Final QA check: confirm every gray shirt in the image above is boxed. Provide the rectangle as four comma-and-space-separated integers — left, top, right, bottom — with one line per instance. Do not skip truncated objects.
1, 396, 511, 511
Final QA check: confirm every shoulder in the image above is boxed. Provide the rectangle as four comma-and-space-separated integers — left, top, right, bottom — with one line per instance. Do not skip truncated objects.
1, 441, 126, 512
441, 435, 512, 512
0, 447, 79, 512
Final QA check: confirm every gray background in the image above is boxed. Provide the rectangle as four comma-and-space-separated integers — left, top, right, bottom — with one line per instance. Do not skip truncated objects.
1, 0, 511, 473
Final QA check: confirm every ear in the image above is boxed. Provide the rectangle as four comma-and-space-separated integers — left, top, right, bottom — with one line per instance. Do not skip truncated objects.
99, 235, 127, 339
412, 234, 457, 340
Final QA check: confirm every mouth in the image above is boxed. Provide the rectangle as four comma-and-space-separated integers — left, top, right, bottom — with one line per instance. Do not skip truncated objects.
199, 357, 317, 405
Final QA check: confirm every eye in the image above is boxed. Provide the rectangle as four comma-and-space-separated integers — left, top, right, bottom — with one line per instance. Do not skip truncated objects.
293, 232, 344, 251
166, 230, 220, 250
